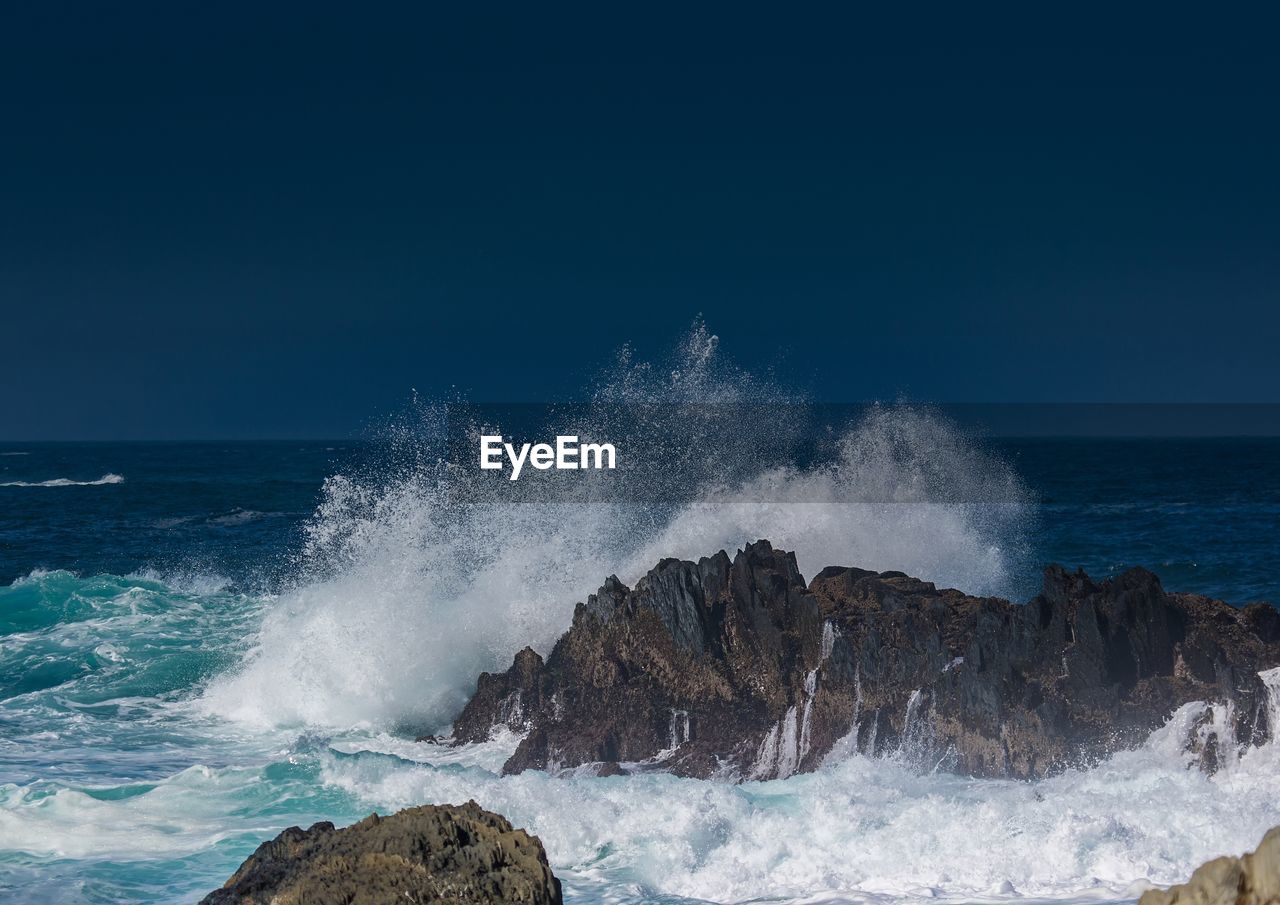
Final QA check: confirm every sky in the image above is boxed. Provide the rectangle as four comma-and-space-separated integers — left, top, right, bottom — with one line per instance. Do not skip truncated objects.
2, 5, 1278, 439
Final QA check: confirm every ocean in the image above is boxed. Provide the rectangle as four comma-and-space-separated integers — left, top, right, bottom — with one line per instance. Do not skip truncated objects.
2, 424, 1278, 904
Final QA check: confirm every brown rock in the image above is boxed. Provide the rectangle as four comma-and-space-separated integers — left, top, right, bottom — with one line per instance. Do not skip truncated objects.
1140, 826, 1280, 905
200, 801, 562, 905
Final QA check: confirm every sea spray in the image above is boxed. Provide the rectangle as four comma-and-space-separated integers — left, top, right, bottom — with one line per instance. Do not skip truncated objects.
201, 325, 1032, 733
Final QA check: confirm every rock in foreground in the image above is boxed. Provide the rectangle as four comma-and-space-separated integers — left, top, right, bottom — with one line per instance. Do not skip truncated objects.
200, 801, 562, 905
1140, 827, 1280, 905
453, 540, 1280, 780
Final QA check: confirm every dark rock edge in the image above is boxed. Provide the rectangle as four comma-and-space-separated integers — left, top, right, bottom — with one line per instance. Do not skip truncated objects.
451, 540, 1280, 781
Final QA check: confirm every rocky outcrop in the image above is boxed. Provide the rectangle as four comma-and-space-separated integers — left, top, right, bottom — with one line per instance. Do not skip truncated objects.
1140, 827, 1280, 905
452, 540, 1280, 780
200, 801, 562, 905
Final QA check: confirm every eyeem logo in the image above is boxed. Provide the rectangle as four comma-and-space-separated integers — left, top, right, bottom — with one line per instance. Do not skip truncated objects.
479, 435, 617, 481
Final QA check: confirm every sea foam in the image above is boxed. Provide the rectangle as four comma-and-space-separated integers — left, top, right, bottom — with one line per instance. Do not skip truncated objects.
0, 473, 124, 487
314, 703, 1280, 904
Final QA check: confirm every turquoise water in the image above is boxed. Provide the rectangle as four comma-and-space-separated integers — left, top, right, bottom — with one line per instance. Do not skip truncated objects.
1, 428, 1278, 904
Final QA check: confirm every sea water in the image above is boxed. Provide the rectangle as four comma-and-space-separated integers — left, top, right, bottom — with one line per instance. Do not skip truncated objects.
2, 338, 1279, 904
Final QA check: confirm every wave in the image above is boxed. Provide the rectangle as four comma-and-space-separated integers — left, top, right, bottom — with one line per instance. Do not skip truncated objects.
3, 324, 1274, 905
327, 701, 1280, 905
0, 764, 251, 859
0, 473, 124, 487
0, 570, 257, 699
207, 508, 286, 527
3, 703, 1276, 905
151, 515, 200, 529
201, 323, 1032, 733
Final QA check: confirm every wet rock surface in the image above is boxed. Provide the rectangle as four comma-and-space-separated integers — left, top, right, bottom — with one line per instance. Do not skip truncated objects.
200, 801, 562, 905
453, 540, 1280, 780
1140, 826, 1280, 905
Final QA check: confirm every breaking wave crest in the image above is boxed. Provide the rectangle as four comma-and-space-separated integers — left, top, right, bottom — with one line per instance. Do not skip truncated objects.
0, 473, 124, 487
202, 324, 1032, 732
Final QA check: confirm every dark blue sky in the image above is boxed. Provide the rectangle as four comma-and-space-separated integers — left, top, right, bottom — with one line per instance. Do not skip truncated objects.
2, 5, 1278, 439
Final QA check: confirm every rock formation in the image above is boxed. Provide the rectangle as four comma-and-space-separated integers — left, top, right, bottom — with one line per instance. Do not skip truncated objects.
200, 801, 562, 905
1140, 827, 1280, 905
452, 540, 1280, 780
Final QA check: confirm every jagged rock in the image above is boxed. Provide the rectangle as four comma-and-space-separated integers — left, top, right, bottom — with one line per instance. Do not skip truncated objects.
1139, 826, 1280, 905
452, 540, 1280, 780
443, 647, 546, 744
199, 801, 562, 905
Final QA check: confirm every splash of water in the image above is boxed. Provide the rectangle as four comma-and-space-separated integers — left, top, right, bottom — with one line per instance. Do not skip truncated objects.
201, 323, 1032, 732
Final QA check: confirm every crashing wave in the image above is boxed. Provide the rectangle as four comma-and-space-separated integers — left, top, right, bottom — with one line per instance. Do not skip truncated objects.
200, 324, 1032, 732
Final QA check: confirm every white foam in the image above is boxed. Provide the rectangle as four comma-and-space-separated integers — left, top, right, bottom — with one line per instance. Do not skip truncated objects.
4, 701, 1279, 904
311, 710, 1280, 905
0, 473, 124, 487
0, 765, 251, 859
